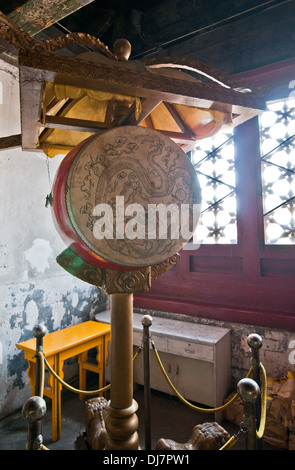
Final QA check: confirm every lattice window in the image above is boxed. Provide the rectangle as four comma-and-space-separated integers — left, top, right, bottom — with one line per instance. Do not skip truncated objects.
259, 98, 295, 245
191, 129, 237, 244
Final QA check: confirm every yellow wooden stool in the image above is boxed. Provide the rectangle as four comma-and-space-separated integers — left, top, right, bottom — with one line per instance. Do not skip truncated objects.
17, 321, 111, 442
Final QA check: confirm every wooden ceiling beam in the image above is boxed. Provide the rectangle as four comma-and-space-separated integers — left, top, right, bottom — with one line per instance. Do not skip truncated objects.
41, 115, 112, 133
39, 97, 80, 143
125, 98, 162, 126
19, 53, 264, 112
17, 38, 263, 152
0, 134, 22, 150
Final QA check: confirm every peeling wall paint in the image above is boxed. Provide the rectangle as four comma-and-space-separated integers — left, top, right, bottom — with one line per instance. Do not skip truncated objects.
1, 277, 107, 419
135, 308, 295, 390
24, 239, 53, 274
0, 59, 107, 420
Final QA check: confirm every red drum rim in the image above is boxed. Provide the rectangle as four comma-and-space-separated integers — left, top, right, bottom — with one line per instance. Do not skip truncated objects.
51, 136, 137, 271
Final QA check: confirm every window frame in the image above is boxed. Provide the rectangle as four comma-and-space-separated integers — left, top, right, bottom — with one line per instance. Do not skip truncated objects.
134, 58, 295, 331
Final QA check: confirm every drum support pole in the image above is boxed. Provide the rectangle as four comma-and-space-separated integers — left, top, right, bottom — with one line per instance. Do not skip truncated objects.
105, 292, 139, 450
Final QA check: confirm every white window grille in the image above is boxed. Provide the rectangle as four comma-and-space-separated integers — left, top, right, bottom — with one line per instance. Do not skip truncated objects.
259, 98, 295, 244
191, 129, 237, 244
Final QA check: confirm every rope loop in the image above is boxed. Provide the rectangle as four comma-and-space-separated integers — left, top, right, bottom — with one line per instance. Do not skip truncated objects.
34, 335, 267, 451
151, 338, 268, 449
37, 346, 142, 397
151, 340, 249, 413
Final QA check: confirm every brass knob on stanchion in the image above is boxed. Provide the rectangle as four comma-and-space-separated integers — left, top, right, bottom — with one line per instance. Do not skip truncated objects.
22, 396, 47, 424
237, 378, 260, 403
33, 324, 47, 340
141, 315, 153, 328
141, 314, 153, 450
246, 333, 263, 450
33, 324, 47, 398
237, 378, 260, 450
247, 333, 262, 350
23, 396, 47, 450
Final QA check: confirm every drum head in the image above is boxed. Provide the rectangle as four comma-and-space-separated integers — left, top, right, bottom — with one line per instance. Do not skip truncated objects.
65, 126, 201, 267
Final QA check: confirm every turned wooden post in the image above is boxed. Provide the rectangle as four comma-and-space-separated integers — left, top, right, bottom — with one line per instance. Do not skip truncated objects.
105, 292, 139, 450
102, 267, 151, 450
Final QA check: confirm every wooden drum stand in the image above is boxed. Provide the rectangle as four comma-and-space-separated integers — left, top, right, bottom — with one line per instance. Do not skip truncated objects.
51, 126, 201, 450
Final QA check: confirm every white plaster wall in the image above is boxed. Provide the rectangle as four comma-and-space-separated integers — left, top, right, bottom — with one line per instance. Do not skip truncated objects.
0, 59, 106, 419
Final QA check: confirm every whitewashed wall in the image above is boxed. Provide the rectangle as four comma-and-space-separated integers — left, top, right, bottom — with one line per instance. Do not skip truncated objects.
0, 58, 107, 419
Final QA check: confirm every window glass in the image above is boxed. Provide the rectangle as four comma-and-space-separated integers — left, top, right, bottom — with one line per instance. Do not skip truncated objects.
191, 129, 237, 244
259, 98, 295, 244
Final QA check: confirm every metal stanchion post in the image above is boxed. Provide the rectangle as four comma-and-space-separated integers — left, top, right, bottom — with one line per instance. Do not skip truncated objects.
247, 333, 263, 449
237, 378, 260, 450
34, 325, 47, 396
141, 315, 153, 450
22, 396, 47, 450
23, 325, 47, 450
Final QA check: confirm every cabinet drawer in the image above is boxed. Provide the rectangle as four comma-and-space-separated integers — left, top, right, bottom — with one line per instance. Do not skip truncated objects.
133, 331, 169, 352
133, 331, 142, 346
167, 338, 214, 361
134, 329, 214, 362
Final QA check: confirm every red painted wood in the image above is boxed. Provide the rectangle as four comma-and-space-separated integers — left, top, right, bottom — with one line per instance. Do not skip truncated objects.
51, 135, 135, 271
135, 65, 295, 330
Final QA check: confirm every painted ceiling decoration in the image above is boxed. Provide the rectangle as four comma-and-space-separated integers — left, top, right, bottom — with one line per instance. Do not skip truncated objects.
4, 0, 95, 37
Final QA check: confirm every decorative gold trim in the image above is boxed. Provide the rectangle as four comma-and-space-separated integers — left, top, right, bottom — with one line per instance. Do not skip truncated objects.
105, 267, 151, 294
151, 253, 180, 280
56, 247, 179, 292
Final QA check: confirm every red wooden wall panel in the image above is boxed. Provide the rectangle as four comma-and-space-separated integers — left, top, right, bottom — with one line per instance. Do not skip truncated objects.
135, 60, 295, 331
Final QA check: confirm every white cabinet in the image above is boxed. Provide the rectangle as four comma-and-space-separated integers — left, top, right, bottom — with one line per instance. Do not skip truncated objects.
95, 311, 231, 422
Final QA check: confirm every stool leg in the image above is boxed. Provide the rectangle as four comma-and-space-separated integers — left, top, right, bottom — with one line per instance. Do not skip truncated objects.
47, 357, 58, 442
95, 344, 104, 397
79, 352, 88, 400
52, 354, 62, 442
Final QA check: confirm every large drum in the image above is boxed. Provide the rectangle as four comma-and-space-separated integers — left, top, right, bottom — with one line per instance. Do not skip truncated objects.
51, 126, 201, 269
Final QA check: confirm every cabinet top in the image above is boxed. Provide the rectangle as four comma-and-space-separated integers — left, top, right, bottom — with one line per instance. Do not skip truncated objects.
95, 311, 230, 345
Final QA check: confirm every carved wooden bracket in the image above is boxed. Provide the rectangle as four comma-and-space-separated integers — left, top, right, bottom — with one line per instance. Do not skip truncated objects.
56, 246, 179, 294
0, 12, 116, 59
0, 11, 264, 155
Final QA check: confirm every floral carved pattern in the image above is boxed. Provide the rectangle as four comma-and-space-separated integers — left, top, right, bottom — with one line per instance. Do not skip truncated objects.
0, 12, 116, 59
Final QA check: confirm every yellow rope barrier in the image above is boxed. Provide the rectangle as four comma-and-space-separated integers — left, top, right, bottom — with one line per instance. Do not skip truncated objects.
256, 362, 267, 439
39, 351, 111, 395
219, 435, 238, 450
151, 340, 251, 413
35, 335, 267, 451
38, 346, 142, 396
152, 339, 268, 450
39, 350, 45, 399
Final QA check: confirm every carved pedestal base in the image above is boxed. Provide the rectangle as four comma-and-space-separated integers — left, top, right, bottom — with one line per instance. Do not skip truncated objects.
56, 248, 179, 450
105, 400, 139, 450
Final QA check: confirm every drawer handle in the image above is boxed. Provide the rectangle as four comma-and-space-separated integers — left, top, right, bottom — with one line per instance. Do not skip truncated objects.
184, 348, 195, 354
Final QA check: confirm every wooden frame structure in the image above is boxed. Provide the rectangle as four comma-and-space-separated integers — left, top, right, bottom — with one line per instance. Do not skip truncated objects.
0, 12, 264, 156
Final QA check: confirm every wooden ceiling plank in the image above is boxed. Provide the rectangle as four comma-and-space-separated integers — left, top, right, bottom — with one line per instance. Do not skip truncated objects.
7, 0, 95, 37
